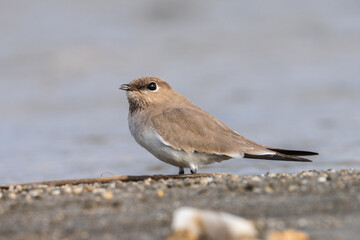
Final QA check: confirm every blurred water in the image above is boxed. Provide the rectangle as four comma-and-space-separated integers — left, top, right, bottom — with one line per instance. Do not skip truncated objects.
1, 1, 360, 184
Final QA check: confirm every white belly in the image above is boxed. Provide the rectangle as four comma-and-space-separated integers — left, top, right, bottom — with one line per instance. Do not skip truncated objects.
128, 115, 229, 169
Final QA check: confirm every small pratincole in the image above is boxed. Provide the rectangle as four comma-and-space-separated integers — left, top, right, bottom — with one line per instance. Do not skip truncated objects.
119, 76, 318, 174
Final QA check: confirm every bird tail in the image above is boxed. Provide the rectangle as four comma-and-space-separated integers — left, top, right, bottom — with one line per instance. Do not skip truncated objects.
244, 151, 314, 162
266, 148, 318, 156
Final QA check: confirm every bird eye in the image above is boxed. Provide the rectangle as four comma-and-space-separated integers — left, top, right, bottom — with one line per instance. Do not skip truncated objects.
147, 82, 157, 91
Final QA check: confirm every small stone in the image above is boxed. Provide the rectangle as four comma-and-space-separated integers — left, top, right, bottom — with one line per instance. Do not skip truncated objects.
84, 186, 94, 192
251, 176, 261, 182
29, 189, 43, 197
63, 187, 72, 194
51, 190, 61, 196
72, 186, 83, 195
265, 186, 273, 193
171, 207, 258, 239
92, 188, 106, 194
266, 172, 276, 178
144, 178, 152, 185
208, 183, 217, 188
253, 188, 262, 193
200, 177, 213, 185
102, 191, 114, 200
108, 182, 116, 189
174, 181, 184, 187
8, 192, 16, 199
229, 174, 239, 181
267, 229, 309, 240
184, 179, 195, 186
157, 189, 164, 198
214, 175, 225, 184
45, 186, 55, 193
25, 194, 33, 202
318, 177, 326, 183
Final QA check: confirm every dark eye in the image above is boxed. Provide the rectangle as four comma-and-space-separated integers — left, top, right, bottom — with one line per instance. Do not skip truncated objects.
147, 82, 157, 91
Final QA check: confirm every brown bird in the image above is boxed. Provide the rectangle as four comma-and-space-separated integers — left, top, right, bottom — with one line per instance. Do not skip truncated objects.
119, 76, 317, 174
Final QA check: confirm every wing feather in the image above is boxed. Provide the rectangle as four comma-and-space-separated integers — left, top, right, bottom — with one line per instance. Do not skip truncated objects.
150, 107, 273, 157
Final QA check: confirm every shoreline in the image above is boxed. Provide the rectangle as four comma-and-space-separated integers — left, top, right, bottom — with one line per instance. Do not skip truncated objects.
1, 169, 359, 240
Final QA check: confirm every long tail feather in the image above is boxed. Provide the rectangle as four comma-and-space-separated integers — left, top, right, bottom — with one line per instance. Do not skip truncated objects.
267, 148, 318, 156
244, 152, 312, 162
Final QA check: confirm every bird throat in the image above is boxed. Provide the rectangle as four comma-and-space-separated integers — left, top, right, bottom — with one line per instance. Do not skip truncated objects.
128, 97, 150, 115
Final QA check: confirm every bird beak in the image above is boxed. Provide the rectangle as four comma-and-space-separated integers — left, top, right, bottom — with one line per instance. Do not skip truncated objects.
119, 84, 131, 91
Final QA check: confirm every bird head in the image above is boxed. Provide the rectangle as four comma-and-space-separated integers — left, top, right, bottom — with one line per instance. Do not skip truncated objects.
120, 76, 173, 113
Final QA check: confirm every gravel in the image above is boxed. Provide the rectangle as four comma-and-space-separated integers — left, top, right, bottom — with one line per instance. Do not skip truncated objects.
0, 169, 359, 240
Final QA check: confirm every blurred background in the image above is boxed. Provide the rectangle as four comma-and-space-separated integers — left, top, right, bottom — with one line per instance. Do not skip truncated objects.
1, 1, 360, 184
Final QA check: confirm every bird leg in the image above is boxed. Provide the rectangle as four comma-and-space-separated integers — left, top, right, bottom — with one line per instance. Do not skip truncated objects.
190, 164, 198, 174
178, 167, 184, 175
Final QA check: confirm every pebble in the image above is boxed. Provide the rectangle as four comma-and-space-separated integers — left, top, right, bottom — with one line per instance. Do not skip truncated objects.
174, 181, 184, 188
200, 177, 213, 185
318, 177, 327, 183
25, 194, 33, 202
8, 192, 16, 199
51, 190, 61, 196
92, 188, 106, 194
144, 178, 152, 185
29, 189, 43, 197
63, 187, 72, 194
267, 229, 309, 240
266, 172, 276, 178
84, 186, 94, 192
102, 191, 114, 200
265, 186, 273, 193
157, 189, 164, 198
108, 182, 116, 189
72, 186, 83, 195
170, 207, 258, 239
251, 176, 261, 182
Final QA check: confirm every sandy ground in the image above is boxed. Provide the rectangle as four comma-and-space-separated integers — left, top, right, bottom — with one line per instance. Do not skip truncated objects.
0, 169, 359, 240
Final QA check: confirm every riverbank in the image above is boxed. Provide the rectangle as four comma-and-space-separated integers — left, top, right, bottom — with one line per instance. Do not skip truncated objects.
0, 169, 359, 240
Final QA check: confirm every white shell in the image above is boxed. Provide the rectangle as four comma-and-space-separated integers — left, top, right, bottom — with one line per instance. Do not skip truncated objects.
171, 207, 258, 239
